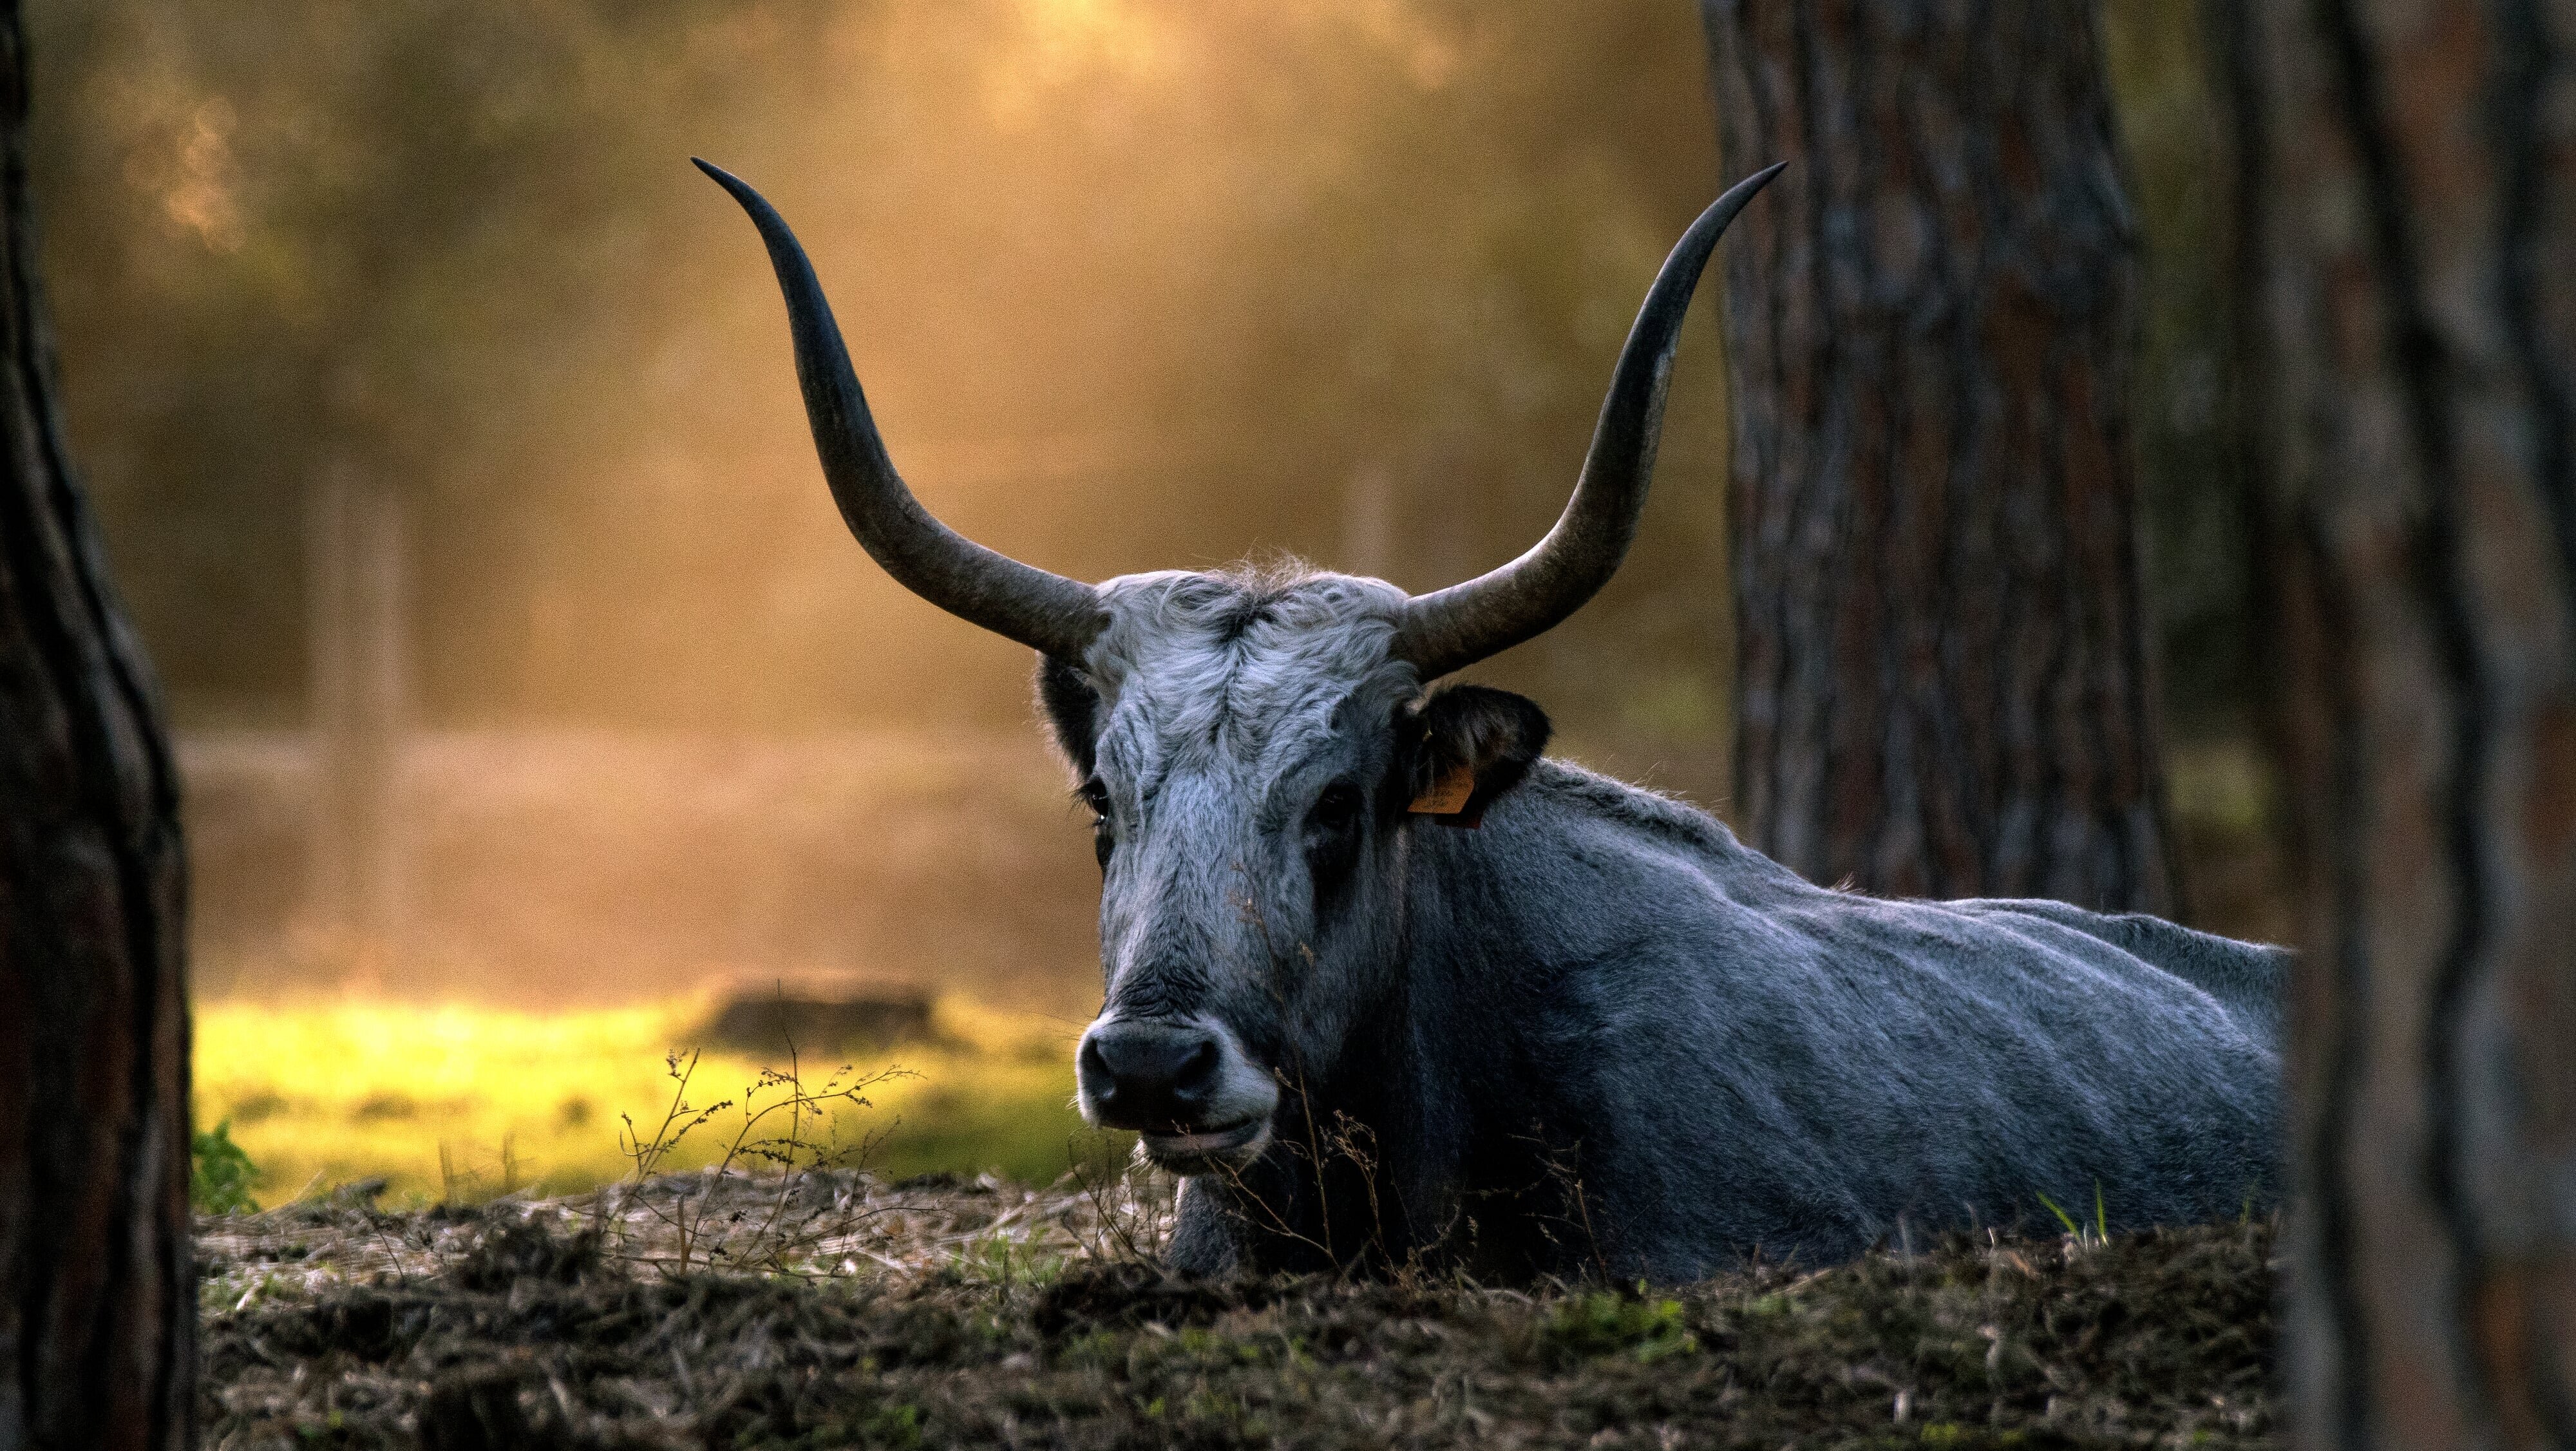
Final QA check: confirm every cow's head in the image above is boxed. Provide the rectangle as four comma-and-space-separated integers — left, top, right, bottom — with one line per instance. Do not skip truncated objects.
1033, 569, 1555, 1171
699, 157, 1777, 1173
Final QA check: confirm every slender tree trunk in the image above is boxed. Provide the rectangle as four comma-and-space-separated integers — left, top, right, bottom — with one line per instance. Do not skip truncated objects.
1700, 0, 2177, 913
305, 456, 406, 980
0, 1, 196, 1444
2235, 1, 2576, 1446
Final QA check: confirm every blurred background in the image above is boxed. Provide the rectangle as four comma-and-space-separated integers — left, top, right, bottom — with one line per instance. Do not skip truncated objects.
26, 0, 2260, 1192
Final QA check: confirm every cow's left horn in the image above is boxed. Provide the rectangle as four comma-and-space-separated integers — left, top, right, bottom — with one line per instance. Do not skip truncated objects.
1392, 162, 1783, 681
697, 159, 1108, 663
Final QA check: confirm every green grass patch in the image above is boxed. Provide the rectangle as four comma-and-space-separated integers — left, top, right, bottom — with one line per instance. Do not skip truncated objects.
191, 1119, 260, 1214
193, 995, 1093, 1202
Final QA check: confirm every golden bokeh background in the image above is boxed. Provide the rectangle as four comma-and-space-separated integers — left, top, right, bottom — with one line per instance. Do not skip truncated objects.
28, 0, 2249, 1196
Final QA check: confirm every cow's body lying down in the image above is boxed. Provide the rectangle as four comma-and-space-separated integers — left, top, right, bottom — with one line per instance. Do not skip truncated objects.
698, 156, 2284, 1278
1040, 569, 2280, 1279
1160, 739, 2280, 1277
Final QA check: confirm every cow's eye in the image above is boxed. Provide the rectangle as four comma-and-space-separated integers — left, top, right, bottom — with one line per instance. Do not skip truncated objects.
1080, 779, 1114, 869
1311, 781, 1363, 831
1305, 781, 1365, 893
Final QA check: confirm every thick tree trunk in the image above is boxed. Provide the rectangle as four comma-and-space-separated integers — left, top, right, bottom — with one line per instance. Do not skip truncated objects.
2237, 2, 2576, 1446
0, 2, 195, 1446
1700, 0, 2176, 913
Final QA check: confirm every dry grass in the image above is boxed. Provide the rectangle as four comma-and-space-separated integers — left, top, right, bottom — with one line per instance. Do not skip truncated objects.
198, 1180, 2276, 1449
196, 1159, 1171, 1314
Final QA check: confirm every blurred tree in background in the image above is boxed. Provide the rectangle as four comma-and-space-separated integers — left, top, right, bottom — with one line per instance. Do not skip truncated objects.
1702, 0, 2176, 913
2104, 0, 2250, 739
30, 0, 767, 958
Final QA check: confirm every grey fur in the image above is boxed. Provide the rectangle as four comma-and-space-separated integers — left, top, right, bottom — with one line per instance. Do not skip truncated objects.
1056, 565, 2281, 1279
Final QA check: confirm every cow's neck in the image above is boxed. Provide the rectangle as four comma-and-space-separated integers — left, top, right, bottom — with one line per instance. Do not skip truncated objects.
1394, 791, 1636, 1275
1209, 771, 1688, 1276
1219, 970, 1444, 1274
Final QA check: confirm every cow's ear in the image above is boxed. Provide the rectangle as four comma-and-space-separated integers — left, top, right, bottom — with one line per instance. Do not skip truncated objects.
1403, 685, 1550, 828
1036, 654, 1099, 777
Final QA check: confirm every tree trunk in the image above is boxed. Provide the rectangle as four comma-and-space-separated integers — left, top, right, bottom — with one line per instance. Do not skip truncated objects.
2235, 1, 2576, 1446
1700, 0, 2177, 913
305, 457, 406, 981
0, 0, 196, 1444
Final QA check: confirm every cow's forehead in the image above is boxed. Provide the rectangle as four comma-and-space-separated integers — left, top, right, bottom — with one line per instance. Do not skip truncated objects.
1082, 567, 1419, 786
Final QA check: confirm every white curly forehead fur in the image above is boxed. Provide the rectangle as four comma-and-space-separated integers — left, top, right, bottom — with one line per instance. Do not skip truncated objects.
1078, 566, 1423, 797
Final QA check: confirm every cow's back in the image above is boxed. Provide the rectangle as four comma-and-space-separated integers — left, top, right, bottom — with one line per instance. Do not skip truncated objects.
1952, 898, 2287, 1047
1447, 763, 2284, 1273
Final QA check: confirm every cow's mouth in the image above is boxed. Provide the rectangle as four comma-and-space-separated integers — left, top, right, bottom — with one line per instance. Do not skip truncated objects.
1139, 1116, 1270, 1170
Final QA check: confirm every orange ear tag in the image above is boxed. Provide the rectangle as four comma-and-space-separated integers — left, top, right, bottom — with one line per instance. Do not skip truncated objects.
1408, 764, 1477, 817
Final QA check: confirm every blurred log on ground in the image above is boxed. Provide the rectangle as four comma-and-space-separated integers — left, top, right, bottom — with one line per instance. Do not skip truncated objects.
696, 977, 938, 1060
2230, 0, 2576, 1445
1700, 0, 2177, 913
0, 0, 194, 1442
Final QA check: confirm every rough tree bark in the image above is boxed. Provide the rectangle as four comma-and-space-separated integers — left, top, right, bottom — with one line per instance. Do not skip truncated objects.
2234, 1, 2576, 1446
0, 0, 195, 1444
1700, 0, 2177, 913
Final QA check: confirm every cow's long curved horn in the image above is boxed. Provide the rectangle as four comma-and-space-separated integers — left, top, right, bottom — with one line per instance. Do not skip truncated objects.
696, 159, 1107, 662
1393, 163, 1783, 681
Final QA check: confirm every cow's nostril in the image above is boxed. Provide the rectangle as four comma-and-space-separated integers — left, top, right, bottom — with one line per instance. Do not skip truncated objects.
1171, 1038, 1221, 1103
1081, 1019, 1229, 1128
1077, 1036, 1116, 1105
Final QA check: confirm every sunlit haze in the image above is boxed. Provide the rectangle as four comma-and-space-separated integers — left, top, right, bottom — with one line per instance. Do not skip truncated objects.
33, 0, 1730, 1018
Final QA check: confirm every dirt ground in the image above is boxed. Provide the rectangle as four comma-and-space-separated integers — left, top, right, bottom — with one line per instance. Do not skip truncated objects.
198, 1170, 2275, 1450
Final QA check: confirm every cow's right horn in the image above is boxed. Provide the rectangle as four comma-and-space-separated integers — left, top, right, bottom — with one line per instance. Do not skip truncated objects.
697, 159, 1108, 663
1392, 163, 1783, 682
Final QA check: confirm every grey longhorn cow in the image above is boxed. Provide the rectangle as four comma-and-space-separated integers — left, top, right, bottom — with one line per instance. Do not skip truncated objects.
697, 158, 2282, 1278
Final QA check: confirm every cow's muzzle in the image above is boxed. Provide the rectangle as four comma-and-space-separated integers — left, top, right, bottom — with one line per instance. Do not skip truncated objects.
1075, 1016, 1278, 1173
